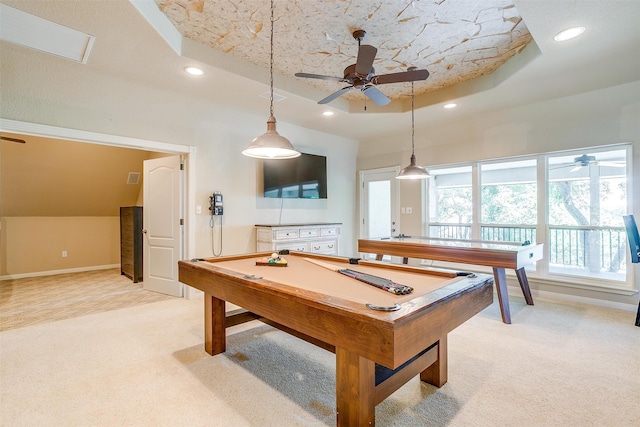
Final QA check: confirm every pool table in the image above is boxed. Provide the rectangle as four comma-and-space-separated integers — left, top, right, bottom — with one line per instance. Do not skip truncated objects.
358, 237, 544, 324
178, 251, 493, 427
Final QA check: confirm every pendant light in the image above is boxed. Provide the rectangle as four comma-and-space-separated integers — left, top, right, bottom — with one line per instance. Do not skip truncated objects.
396, 71, 430, 179
242, 0, 300, 159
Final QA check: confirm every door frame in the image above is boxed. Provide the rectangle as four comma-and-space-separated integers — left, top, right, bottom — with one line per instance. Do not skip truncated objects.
0, 118, 197, 298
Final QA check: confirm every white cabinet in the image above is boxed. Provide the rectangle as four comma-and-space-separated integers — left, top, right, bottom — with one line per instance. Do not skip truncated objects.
256, 223, 341, 255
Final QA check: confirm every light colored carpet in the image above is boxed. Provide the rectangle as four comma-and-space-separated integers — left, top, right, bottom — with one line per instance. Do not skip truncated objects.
0, 269, 175, 331
1, 296, 638, 426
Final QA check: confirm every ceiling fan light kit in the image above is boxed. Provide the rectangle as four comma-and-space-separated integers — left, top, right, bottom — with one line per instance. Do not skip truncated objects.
243, 0, 300, 160
397, 76, 430, 180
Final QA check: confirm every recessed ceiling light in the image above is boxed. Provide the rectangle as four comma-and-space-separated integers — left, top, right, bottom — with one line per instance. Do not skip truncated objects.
322, 111, 335, 116
184, 66, 204, 76
443, 103, 457, 109
553, 26, 585, 42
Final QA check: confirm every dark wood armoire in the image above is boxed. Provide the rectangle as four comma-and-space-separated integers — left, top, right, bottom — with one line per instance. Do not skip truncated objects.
120, 206, 143, 283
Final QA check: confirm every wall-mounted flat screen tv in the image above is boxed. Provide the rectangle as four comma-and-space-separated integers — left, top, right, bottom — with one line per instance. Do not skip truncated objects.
262, 153, 327, 199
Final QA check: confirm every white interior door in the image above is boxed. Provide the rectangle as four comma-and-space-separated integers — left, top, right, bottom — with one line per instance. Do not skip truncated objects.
143, 156, 183, 297
359, 167, 400, 240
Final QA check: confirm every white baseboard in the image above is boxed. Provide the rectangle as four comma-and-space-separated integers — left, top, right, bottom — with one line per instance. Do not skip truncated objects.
0, 264, 120, 281
3, 265, 637, 314
528, 288, 638, 313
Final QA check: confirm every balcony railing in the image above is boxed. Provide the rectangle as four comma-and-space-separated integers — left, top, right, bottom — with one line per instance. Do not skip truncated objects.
428, 223, 628, 278
427, 224, 536, 244
548, 226, 627, 274
428, 223, 471, 240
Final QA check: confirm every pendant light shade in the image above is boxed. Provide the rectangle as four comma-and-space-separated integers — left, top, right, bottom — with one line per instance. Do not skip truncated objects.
397, 75, 429, 179
242, 0, 300, 160
397, 153, 430, 179
242, 115, 300, 159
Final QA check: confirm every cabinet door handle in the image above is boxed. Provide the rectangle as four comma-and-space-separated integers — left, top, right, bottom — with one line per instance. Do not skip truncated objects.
328, 244, 333, 248
313, 246, 320, 250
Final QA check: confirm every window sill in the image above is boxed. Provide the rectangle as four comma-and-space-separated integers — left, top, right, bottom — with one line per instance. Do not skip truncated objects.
417, 259, 637, 296
526, 274, 637, 296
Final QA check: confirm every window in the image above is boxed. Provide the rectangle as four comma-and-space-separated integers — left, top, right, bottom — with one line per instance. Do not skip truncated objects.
428, 166, 472, 239
480, 159, 537, 244
425, 144, 632, 286
547, 148, 628, 281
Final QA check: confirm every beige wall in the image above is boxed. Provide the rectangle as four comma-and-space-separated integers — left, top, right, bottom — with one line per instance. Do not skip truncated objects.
0, 12, 636, 308
1, 217, 120, 276
0, 134, 155, 277
190, 105, 359, 259
357, 81, 640, 307
0, 106, 358, 277
358, 81, 640, 235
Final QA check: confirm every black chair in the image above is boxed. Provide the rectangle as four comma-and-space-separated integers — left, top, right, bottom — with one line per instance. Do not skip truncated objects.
622, 215, 640, 326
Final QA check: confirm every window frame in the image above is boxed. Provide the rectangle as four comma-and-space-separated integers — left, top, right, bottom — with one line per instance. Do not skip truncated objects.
423, 143, 634, 291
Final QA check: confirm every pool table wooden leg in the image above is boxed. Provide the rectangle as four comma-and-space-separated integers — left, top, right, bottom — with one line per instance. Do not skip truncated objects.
204, 293, 226, 356
515, 267, 534, 305
335, 347, 376, 427
492, 267, 512, 324
420, 335, 448, 387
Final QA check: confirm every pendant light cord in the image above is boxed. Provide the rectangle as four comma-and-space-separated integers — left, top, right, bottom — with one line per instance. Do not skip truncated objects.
411, 81, 415, 155
269, 0, 274, 117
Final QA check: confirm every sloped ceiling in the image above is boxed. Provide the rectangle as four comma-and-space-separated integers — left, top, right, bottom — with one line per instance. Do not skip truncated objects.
1, 134, 152, 217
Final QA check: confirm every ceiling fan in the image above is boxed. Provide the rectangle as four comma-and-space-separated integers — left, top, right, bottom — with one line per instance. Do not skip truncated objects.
552, 154, 626, 172
1, 136, 26, 144
294, 30, 429, 106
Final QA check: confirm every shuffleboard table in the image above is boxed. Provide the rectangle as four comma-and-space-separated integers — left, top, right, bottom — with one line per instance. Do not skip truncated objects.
178, 251, 493, 427
358, 236, 544, 324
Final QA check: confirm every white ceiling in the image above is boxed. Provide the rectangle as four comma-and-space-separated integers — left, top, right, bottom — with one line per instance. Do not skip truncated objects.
1, 0, 639, 143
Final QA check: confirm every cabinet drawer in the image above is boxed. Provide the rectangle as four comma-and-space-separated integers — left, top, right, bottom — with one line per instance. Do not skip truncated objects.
275, 229, 299, 240
310, 240, 338, 254
320, 227, 339, 237
299, 228, 320, 238
275, 242, 309, 252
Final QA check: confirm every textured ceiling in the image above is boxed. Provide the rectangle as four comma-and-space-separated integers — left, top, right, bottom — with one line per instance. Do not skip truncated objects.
1, 0, 638, 142
156, 0, 533, 102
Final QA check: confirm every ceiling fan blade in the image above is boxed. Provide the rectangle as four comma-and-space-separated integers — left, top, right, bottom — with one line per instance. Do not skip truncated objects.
570, 165, 583, 172
295, 72, 345, 82
355, 44, 377, 76
362, 85, 390, 106
372, 68, 430, 85
1, 136, 26, 143
318, 86, 353, 104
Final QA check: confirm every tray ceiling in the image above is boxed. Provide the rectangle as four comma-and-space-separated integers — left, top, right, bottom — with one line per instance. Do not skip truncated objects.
155, 0, 533, 102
